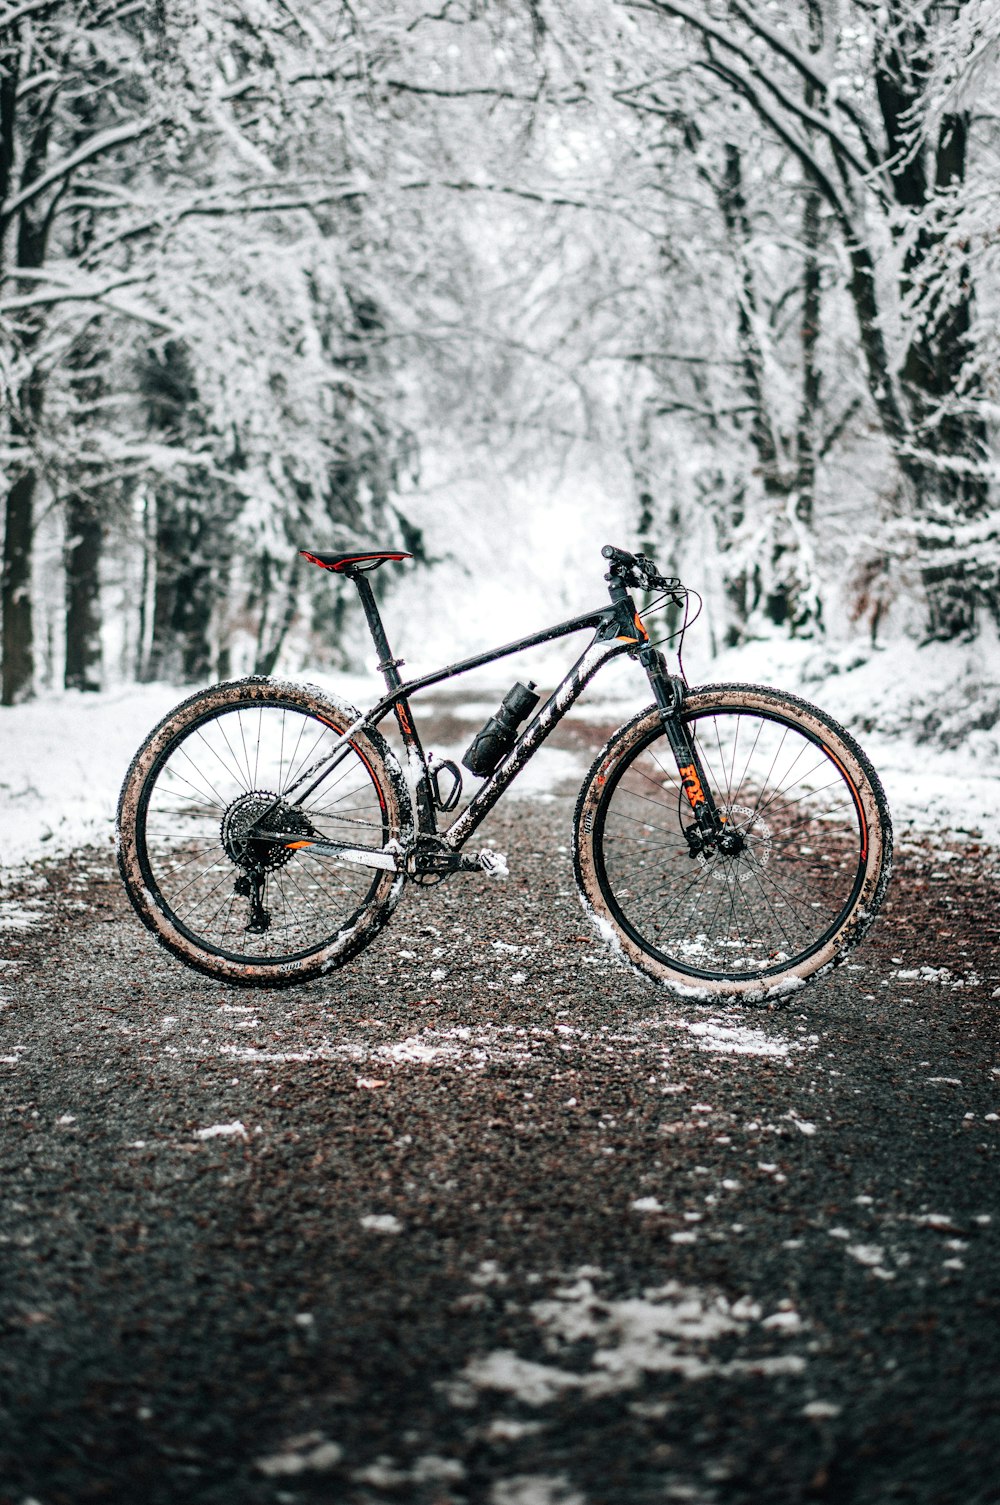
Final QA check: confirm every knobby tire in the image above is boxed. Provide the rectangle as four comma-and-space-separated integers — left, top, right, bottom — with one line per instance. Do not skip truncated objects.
117, 678, 412, 987
573, 685, 892, 999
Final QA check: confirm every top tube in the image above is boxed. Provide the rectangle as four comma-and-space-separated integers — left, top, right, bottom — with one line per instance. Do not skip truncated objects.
365, 602, 619, 726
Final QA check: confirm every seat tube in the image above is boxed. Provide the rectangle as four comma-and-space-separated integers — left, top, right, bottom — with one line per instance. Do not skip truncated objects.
351, 571, 435, 831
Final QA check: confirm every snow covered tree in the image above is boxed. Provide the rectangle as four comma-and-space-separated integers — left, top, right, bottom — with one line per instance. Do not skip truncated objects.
0, 2, 162, 702
0, 0, 415, 697
623, 0, 999, 639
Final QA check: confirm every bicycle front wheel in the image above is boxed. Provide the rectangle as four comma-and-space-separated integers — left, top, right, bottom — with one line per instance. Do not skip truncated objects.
117, 678, 413, 986
574, 684, 892, 999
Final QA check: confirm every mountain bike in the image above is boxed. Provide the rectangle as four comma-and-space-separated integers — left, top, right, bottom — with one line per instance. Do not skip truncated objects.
117, 544, 892, 999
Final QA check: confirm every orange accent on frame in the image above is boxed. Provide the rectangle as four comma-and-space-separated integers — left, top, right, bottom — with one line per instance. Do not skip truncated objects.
396, 702, 413, 735
284, 840, 315, 850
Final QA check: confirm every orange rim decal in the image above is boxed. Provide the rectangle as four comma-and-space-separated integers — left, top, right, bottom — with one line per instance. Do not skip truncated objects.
825, 747, 868, 862
316, 719, 387, 815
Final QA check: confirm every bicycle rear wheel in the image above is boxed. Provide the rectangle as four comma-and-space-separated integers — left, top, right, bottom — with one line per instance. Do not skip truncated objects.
574, 684, 892, 999
117, 678, 412, 986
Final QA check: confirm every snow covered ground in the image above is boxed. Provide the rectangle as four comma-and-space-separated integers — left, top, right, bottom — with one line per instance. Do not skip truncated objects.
1, 632, 998, 884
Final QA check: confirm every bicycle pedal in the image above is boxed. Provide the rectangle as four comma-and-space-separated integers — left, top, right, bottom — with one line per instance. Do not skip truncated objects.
477, 848, 509, 879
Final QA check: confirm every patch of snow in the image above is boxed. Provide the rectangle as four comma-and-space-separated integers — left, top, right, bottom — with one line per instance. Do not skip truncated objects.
677, 1019, 796, 1058
490, 1475, 585, 1505
0, 684, 185, 876
0, 904, 46, 930
762, 1310, 803, 1332
450, 1272, 809, 1400
483, 1419, 545, 1442
846, 1244, 885, 1267
459, 1352, 596, 1407
698, 632, 1000, 840
412, 1456, 466, 1484
893, 966, 954, 985
360, 1214, 402, 1234
255, 1434, 342, 1477
353, 1460, 409, 1488
194, 1120, 247, 1140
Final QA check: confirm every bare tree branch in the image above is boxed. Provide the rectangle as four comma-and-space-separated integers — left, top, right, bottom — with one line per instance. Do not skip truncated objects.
622, 0, 885, 199
694, 56, 856, 233
0, 116, 159, 227
728, 0, 884, 171
627, 0, 885, 177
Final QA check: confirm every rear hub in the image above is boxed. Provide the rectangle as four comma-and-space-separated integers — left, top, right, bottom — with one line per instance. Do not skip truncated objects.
220, 791, 313, 874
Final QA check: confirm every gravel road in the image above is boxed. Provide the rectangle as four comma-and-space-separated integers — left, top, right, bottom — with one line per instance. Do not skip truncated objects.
1, 705, 999, 1505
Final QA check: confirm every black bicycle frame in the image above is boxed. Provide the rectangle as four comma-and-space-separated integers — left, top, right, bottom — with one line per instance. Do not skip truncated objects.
275, 569, 723, 859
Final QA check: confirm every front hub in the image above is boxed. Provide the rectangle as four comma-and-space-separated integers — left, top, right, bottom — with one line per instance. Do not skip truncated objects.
694, 802, 772, 873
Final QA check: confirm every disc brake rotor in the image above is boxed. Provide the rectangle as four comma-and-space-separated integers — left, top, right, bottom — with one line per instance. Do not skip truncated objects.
697, 803, 772, 875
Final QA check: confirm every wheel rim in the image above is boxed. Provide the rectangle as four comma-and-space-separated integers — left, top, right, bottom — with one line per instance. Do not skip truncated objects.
594, 705, 869, 981
136, 699, 390, 965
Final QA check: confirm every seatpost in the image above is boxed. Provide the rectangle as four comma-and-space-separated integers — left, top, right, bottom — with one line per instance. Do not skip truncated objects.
351, 570, 403, 691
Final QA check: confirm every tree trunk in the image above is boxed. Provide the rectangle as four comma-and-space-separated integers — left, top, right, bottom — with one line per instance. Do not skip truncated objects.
1, 464, 35, 704
254, 558, 299, 677
0, 64, 57, 704
144, 494, 215, 684
876, 12, 990, 635
64, 494, 103, 690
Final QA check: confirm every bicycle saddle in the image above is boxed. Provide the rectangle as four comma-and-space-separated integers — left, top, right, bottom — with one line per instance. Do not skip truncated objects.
300, 549, 412, 574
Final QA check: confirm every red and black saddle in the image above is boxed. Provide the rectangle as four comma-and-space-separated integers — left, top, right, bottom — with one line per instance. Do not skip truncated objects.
300, 549, 412, 574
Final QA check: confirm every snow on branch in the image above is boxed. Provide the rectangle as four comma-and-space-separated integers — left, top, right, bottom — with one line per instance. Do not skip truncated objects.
695, 56, 856, 235
0, 270, 176, 332
0, 0, 61, 27
0, 118, 160, 226
626, 0, 884, 201
726, 0, 884, 171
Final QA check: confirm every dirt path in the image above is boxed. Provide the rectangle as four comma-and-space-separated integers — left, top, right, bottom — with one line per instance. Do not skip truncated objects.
1, 720, 999, 1505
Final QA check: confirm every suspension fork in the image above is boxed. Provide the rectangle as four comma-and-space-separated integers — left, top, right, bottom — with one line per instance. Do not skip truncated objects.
639, 644, 724, 851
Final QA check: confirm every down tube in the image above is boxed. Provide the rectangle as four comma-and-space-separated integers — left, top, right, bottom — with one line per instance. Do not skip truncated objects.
444, 636, 632, 851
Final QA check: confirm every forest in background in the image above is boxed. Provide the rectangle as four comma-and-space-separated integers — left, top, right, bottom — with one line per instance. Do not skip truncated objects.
1, 0, 998, 712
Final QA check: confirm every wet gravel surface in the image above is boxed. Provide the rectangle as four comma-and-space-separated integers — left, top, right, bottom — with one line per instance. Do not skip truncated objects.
2, 733, 1000, 1505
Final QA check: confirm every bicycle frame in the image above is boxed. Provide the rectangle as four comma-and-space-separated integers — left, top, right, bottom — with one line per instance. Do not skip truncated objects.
273, 568, 724, 866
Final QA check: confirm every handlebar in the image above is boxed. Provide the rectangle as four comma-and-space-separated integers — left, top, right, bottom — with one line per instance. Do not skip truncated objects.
602, 543, 680, 595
